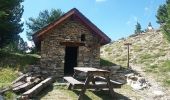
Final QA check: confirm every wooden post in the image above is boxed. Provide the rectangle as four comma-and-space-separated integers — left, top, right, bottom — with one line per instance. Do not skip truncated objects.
124, 43, 132, 68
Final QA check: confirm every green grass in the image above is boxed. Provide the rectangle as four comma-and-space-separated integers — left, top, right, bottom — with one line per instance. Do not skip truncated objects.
133, 45, 142, 52
165, 79, 170, 86
38, 85, 111, 100
0, 50, 40, 88
160, 60, 170, 86
0, 50, 40, 71
0, 67, 18, 89
138, 53, 154, 64
153, 51, 166, 58
140, 53, 152, 60
144, 64, 159, 73
100, 58, 116, 66
3, 91, 17, 100
38, 85, 131, 100
160, 60, 170, 72
144, 60, 170, 86
104, 47, 112, 52
115, 56, 127, 62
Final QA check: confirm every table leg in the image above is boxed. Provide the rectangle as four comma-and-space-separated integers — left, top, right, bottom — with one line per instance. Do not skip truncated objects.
78, 74, 92, 100
91, 76, 96, 85
106, 76, 115, 98
68, 72, 77, 90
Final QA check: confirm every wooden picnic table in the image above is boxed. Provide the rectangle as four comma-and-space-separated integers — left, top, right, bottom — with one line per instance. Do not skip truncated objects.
64, 67, 122, 100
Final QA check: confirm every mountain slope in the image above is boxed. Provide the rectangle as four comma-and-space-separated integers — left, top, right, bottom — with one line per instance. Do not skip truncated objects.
101, 30, 170, 86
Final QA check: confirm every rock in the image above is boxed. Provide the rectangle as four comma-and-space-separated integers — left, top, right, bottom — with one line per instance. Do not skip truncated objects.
131, 81, 143, 90
153, 90, 165, 96
126, 72, 149, 90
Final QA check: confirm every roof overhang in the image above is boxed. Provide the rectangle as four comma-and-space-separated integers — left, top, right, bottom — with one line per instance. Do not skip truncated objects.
33, 8, 111, 47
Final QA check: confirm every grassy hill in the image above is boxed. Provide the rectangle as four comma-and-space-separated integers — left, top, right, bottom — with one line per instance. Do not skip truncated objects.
100, 30, 170, 86
0, 50, 40, 89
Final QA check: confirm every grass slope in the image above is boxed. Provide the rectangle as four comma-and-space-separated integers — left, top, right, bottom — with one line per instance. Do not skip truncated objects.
101, 30, 170, 86
0, 50, 40, 88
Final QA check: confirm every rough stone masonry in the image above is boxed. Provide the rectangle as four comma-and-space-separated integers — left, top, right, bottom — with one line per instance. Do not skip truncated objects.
40, 18, 100, 77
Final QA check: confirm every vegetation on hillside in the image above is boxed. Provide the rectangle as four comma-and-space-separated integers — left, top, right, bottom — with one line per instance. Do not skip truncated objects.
0, 0, 24, 48
157, 0, 170, 41
100, 58, 116, 66
0, 50, 40, 89
134, 22, 142, 34
101, 31, 170, 86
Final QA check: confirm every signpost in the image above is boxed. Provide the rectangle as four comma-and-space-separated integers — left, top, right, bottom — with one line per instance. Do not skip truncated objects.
124, 43, 132, 68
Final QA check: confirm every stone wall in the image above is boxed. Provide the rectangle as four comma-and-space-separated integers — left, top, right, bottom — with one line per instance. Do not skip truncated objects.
40, 18, 100, 77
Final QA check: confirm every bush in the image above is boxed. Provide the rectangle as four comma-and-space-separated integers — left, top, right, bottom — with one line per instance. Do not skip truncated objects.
100, 58, 116, 66
0, 50, 40, 71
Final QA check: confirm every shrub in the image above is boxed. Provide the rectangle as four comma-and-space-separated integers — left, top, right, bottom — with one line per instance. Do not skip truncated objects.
100, 58, 116, 66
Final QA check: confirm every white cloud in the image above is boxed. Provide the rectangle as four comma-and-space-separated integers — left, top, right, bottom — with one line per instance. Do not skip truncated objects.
96, 0, 106, 2
145, 7, 149, 11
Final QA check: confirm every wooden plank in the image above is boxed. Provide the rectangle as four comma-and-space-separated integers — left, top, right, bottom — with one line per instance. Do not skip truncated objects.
95, 76, 123, 85
88, 71, 110, 77
21, 77, 53, 98
74, 67, 109, 73
60, 41, 85, 46
13, 78, 41, 93
94, 76, 123, 88
0, 82, 25, 94
12, 74, 27, 84
64, 77, 84, 85
12, 81, 25, 88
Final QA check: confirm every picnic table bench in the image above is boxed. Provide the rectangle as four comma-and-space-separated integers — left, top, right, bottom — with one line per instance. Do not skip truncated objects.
64, 67, 123, 100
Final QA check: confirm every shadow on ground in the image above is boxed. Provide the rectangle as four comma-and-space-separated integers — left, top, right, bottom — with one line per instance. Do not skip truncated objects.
73, 89, 130, 100
90, 90, 130, 100
34, 85, 54, 100
35, 85, 130, 100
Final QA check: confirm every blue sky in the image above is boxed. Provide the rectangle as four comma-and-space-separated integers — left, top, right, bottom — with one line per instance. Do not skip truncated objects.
20, 0, 166, 46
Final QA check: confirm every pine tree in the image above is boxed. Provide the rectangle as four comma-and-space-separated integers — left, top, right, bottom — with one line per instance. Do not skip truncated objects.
26, 9, 64, 41
156, 0, 170, 41
0, 0, 24, 48
17, 37, 28, 53
134, 22, 142, 34
148, 22, 152, 27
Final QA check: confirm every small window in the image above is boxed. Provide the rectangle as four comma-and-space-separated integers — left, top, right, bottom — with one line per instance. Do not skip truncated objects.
81, 34, 86, 41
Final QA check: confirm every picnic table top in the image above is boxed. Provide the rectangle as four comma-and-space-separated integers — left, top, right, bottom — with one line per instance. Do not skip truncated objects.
74, 67, 110, 73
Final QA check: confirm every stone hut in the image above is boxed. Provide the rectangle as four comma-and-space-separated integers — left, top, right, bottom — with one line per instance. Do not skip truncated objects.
32, 8, 111, 78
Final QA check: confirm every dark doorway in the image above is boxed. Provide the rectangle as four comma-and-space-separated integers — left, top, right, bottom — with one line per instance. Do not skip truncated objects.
64, 46, 78, 76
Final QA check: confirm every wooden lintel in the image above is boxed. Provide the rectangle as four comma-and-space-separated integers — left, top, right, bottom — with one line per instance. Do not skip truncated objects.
60, 41, 85, 46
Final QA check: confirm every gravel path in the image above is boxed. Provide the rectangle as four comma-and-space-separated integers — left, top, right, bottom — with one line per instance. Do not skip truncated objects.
130, 64, 170, 100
